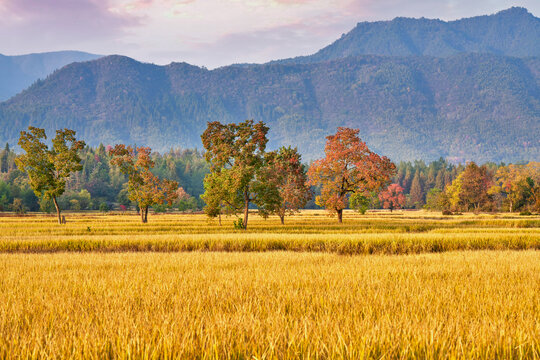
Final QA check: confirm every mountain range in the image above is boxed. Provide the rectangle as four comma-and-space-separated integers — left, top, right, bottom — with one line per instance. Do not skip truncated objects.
277, 7, 540, 64
0, 51, 101, 101
0, 7, 538, 163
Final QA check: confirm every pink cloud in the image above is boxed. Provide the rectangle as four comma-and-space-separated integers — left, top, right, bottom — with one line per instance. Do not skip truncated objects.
0, 0, 139, 50
273, 0, 313, 4
0, 0, 538, 67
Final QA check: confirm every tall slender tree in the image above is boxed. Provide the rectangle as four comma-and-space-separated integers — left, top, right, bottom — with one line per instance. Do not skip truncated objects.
0, 143, 9, 173
15, 127, 85, 224
409, 170, 424, 208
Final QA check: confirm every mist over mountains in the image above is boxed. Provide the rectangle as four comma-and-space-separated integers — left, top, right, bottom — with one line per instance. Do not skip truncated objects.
0, 8, 538, 163
0, 51, 101, 101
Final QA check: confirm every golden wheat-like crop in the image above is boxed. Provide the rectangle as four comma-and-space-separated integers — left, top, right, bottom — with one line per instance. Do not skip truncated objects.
0, 211, 538, 254
0, 251, 538, 358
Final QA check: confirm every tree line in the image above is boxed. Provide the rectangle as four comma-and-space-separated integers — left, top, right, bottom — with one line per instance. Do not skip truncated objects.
385, 160, 540, 214
1, 122, 539, 226
0, 140, 207, 217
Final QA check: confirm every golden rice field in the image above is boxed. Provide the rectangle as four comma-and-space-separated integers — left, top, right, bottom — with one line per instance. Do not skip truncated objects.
0, 210, 538, 254
0, 211, 539, 358
0, 251, 539, 358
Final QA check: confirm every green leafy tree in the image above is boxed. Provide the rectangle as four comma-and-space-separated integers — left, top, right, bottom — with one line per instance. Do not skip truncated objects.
15, 127, 85, 224
201, 120, 277, 229
0, 180, 10, 211
99, 202, 109, 213
39, 196, 55, 213
109, 145, 178, 223
349, 193, 371, 214
424, 188, 443, 211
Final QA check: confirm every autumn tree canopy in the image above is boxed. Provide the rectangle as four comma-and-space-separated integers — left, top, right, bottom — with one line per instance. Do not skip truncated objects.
379, 183, 406, 212
201, 120, 278, 229
459, 162, 493, 212
489, 162, 540, 212
307, 127, 395, 223
108, 145, 178, 223
16, 127, 85, 224
262, 146, 312, 224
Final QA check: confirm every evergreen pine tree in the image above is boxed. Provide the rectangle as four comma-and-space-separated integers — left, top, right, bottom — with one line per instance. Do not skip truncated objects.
435, 170, 445, 190
410, 170, 424, 209
0, 143, 9, 173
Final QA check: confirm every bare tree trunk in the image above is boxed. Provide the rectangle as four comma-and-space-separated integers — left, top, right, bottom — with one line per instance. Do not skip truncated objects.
337, 209, 343, 223
218, 213, 222, 226
243, 191, 249, 230
52, 196, 62, 224
280, 214, 285, 225
141, 206, 148, 223
509, 201, 513, 213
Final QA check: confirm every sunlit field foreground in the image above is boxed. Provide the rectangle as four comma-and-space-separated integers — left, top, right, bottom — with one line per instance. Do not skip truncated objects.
0, 210, 538, 254
0, 251, 538, 358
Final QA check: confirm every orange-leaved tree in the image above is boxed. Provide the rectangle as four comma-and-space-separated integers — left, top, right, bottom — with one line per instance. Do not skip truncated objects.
307, 127, 395, 223
263, 146, 312, 224
379, 183, 406, 212
459, 162, 493, 212
108, 145, 178, 223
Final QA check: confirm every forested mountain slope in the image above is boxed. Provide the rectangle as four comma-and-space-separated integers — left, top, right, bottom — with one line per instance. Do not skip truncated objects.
0, 51, 101, 101
1, 53, 538, 162
277, 7, 540, 64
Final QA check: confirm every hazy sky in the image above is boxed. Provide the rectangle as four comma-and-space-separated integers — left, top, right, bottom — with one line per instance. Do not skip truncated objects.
0, 0, 538, 68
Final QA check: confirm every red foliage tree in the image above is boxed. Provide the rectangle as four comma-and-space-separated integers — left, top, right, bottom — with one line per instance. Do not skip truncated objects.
379, 183, 406, 212
307, 127, 395, 223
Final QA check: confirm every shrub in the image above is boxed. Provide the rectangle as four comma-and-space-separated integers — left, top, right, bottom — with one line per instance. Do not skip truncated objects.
233, 218, 244, 230
99, 202, 109, 213
152, 204, 167, 213
11, 198, 26, 214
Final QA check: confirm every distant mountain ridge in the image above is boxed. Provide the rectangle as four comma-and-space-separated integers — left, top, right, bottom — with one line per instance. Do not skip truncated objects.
276, 7, 540, 64
0, 52, 538, 163
0, 51, 101, 101
0, 8, 538, 163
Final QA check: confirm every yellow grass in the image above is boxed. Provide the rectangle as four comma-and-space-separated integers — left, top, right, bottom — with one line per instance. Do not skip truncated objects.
0, 210, 538, 254
0, 251, 538, 358
0, 211, 538, 358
